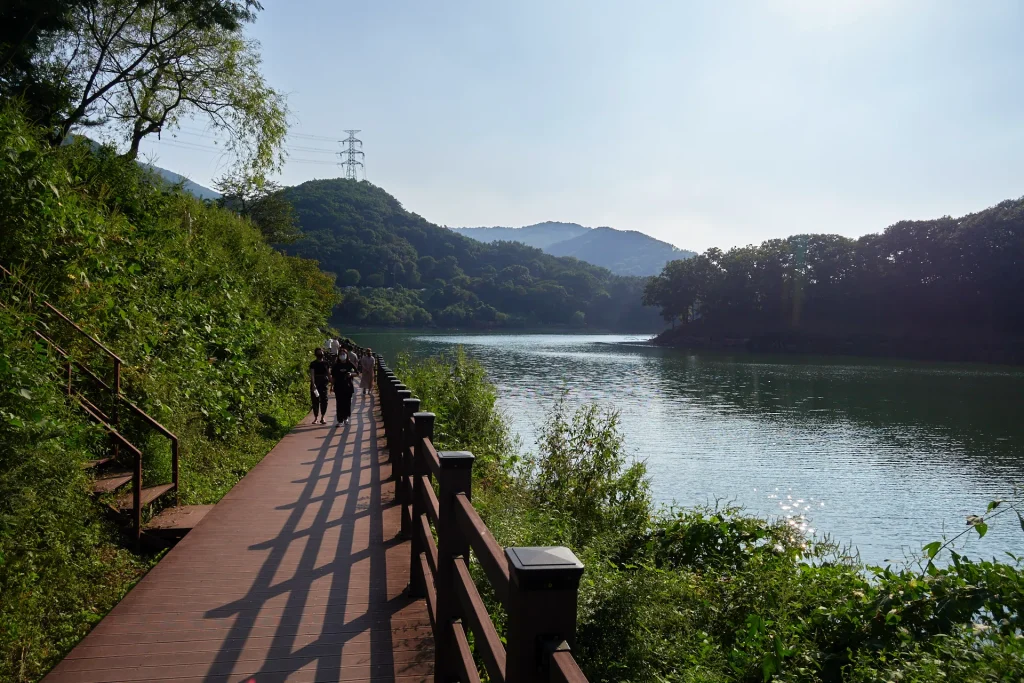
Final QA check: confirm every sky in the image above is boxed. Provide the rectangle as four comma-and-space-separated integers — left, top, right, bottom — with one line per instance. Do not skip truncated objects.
139, 0, 1024, 252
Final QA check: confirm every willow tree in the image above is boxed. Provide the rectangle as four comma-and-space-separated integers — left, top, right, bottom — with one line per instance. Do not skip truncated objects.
45, 0, 286, 182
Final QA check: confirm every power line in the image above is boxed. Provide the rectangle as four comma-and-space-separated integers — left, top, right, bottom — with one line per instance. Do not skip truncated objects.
337, 130, 365, 181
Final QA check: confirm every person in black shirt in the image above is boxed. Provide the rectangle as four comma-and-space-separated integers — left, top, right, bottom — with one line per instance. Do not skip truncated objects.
331, 355, 355, 424
309, 347, 330, 424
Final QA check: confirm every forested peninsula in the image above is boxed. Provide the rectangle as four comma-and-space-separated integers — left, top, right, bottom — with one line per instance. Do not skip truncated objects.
281, 179, 661, 330
644, 199, 1024, 363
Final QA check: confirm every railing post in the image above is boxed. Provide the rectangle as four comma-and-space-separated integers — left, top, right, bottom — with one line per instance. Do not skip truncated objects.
113, 357, 121, 424
393, 385, 410, 459
171, 436, 180, 506
385, 376, 399, 466
401, 397, 420, 539
378, 371, 392, 448
133, 448, 143, 544
409, 411, 434, 597
504, 547, 585, 683
435, 450, 474, 683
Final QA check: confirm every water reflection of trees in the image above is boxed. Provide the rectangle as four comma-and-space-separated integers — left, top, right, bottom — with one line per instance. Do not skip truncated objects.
647, 348, 1024, 470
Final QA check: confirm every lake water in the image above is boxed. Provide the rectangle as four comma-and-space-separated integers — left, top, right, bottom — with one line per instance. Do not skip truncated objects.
357, 331, 1024, 566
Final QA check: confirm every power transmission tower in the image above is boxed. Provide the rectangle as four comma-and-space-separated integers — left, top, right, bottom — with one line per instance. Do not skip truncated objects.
337, 130, 365, 180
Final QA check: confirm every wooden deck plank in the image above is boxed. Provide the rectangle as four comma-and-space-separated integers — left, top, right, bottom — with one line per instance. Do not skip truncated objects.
44, 390, 433, 683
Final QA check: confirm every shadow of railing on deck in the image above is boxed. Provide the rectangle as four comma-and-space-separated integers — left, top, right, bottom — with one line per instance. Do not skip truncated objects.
201, 392, 431, 682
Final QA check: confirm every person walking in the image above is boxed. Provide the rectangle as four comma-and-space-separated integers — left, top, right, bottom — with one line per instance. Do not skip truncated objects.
309, 347, 330, 425
331, 354, 355, 424
360, 348, 376, 396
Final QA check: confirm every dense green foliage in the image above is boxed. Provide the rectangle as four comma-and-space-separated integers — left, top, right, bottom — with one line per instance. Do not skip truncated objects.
0, 105, 335, 681
282, 179, 661, 330
396, 349, 1024, 682
644, 202, 1024, 361
1, 0, 286, 182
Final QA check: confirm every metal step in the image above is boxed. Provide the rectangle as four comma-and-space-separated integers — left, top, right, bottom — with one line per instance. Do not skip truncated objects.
115, 483, 175, 512
83, 457, 115, 469
145, 505, 214, 539
91, 469, 133, 495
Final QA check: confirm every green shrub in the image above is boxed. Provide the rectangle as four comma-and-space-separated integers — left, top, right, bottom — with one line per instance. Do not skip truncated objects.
0, 103, 335, 681
394, 348, 1024, 683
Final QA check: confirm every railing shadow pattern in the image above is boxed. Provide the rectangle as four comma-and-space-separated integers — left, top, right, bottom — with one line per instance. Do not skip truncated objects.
202, 392, 433, 682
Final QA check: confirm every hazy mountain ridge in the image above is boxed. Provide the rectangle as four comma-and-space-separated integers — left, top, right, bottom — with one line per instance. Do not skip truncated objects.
141, 163, 221, 200
451, 221, 590, 249
450, 221, 695, 276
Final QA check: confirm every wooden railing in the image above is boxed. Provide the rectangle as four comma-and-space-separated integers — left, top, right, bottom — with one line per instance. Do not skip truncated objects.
375, 354, 590, 683
1, 264, 179, 540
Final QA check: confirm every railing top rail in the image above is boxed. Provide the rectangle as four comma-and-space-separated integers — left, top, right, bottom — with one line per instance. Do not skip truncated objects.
423, 437, 441, 477
1, 264, 125, 363
453, 492, 510, 603
42, 301, 124, 364
550, 647, 588, 683
122, 398, 178, 442
76, 398, 142, 458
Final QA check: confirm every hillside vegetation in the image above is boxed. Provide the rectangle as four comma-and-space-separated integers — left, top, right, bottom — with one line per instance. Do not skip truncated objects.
645, 199, 1024, 362
453, 221, 696, 276
282, 179, 661, 330
0, 106, 335, 681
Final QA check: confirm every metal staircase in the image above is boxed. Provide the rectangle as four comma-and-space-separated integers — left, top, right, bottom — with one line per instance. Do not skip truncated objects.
1, 264, 210, 545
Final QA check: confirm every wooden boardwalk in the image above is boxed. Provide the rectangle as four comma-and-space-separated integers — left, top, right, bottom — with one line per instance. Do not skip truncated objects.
45, 390, 434, 683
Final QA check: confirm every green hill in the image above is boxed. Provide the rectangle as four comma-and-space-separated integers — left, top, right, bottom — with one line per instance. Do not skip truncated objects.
282, 179, 661, 330
0, 106, 335, 680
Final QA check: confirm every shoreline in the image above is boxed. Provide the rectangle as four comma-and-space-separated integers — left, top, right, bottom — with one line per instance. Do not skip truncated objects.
649, 326, 1024, 365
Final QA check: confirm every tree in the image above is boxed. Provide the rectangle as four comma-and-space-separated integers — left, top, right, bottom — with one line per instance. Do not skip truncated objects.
41, 0, 286, 182
0, 0, 78, 128
341, 269, 361, 287
215, 173, 299, 243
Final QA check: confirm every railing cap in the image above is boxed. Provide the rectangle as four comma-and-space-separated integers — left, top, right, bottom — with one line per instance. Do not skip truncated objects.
413, 411, 435, 419
437, 450, 475, 469
506, 546, 584, 589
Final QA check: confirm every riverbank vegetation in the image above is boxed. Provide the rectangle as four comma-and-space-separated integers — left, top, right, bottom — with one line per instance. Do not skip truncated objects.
397, 349, 1024, 682
282, 179, 661, 330
644, 201, 1024, 362
0, 103, 335, 680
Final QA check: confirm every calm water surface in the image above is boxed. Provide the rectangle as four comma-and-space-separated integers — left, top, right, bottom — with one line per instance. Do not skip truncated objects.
358, 332, 1024, 566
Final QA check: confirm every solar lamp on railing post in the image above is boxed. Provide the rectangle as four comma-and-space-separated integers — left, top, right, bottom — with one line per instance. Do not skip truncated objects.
409, 411, 435, 598
504, 546, 585, 683
435, 450, 475, 682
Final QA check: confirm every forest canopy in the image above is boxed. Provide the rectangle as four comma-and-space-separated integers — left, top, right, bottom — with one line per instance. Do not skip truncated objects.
643, 198, 1024, 360
281, 179, 662, 330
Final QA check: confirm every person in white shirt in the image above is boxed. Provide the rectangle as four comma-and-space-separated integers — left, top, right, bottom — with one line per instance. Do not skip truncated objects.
360, 349, 376, 395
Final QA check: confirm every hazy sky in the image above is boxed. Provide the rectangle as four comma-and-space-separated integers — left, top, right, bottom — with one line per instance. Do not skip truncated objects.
139, 1, 1024, 252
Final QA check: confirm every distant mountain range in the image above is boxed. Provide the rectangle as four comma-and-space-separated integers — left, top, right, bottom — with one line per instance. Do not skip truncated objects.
450, 221, 694, 276
141, 163, 221, 200
64, 134, 220, 200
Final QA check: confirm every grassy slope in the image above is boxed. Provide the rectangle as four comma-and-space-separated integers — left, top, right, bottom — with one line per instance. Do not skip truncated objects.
0, 106, 336, 681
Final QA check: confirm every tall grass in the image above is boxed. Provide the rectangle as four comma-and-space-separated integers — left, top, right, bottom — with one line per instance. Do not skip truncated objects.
398, 349, 1024, 683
